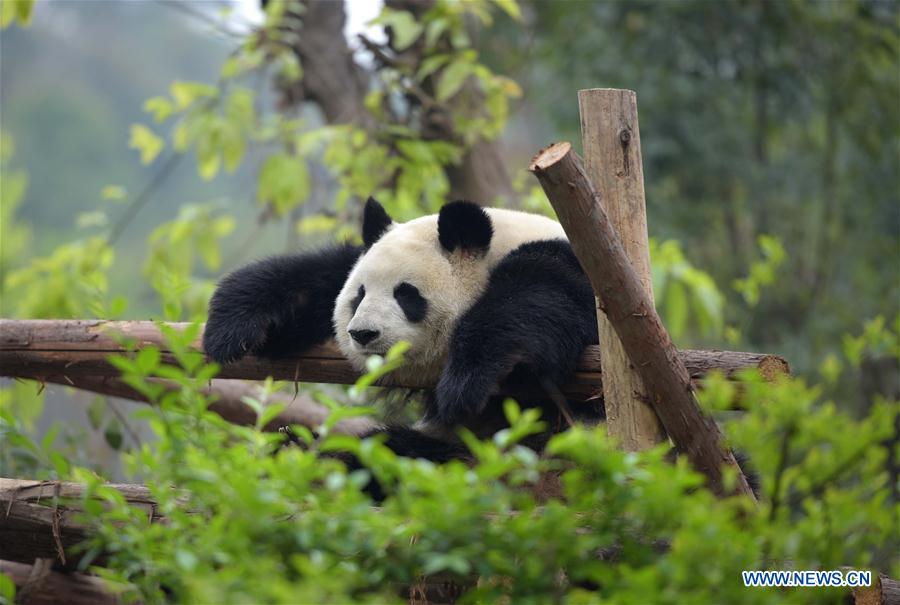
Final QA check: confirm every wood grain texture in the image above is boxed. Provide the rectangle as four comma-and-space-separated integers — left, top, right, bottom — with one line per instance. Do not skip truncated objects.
0, 320, 788, 411
852, 574, 900, 605
0, 478, 161, 569
578, 87, 667, 450
529, 142, 757, 499
0, 559, 132, 605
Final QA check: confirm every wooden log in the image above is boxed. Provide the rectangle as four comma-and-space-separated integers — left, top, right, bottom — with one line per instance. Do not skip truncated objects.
39, 375, 377, 436
0, 478, 161, 569
529, 141, 757, 499
0, 559, 132, 605
578, 88, 667, 450
0, 320, 789, 408
853, 574, 900, 605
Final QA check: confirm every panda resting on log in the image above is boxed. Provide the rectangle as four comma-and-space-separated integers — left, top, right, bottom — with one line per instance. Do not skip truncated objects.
204, 197, 602, 458
204, 198, 762, 497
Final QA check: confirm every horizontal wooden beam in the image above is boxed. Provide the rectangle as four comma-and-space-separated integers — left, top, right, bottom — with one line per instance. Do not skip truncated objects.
0, 319, 789, 406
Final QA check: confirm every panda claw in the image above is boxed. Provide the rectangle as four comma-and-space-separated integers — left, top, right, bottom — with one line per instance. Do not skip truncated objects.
431, 371, 491, 427
203, 313, 267, 364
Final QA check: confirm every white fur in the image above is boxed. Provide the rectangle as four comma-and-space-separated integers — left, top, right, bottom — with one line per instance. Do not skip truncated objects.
333, 208, 566, 383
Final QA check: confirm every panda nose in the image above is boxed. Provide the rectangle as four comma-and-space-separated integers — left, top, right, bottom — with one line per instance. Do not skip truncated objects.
349, 329, 380, 346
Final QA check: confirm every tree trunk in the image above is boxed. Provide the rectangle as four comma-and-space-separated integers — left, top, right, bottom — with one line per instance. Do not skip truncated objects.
279, 0, 514, 204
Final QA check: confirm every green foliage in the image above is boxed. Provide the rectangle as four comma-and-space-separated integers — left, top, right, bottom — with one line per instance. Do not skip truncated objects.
842, 315, 900, 368
733, 234, 786, 308
131, 0, 521, 228
143, 203, 235, 320
0, 325, 894, 603
257, 151, 310, 216
0, 131, 32, 287
128, 124, 165, 165
4, 237, 117, 319
492, 1, 899, 381
650, 238, 725, 342
0, 0, 33, 29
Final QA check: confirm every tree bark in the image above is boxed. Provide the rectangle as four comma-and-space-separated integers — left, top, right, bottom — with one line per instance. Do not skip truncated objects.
529, 142, 757, 499
578, 88, 667, 451
0, 320, 789, 410
278, 0, 513, 204
0, 559, 132, 605
0, 478, 160, 569
41, 375, 377, 436
852, 574, 900, 605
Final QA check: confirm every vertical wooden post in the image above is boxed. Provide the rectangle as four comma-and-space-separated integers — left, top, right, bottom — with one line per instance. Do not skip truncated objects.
578, 88, 667, 450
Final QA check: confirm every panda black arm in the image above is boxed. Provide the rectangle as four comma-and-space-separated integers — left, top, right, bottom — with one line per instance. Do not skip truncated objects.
430, 239, 599, 426
204, 244, 362, 363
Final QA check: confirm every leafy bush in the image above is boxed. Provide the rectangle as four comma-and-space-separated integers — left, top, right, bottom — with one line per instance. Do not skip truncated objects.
2, 325, 895, 605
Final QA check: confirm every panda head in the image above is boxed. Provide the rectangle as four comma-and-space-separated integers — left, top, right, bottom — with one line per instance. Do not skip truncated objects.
333, 197, 494, 381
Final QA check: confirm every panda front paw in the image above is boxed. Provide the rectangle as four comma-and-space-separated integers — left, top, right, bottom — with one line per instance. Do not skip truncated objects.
429, 370, 493, 427
203, 308, 270, 364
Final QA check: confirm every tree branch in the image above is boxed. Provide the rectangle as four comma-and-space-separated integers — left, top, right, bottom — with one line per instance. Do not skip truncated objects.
529, 142, 757, 499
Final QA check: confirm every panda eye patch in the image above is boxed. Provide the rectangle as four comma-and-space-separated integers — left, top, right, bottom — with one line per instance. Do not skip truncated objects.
394, 282, 427, 323
350, 285, 365, 314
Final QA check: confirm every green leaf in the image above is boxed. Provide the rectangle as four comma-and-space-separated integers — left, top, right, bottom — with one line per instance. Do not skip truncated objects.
423, 553, 471, 576
225, 87, 255, 126
101, 185, 127, 202
109, 295, 128, 317
492, 0, 522, 21
221, 123, 245, 173
0, 570, 16, 602
665, 280, 688, 340
1, 0, 32, 28
128, 124, 164, 165
257, 153, 310, 215
40, 424, 60, 452
424, 17, 448, 48
104, 420, 124, 451
87, 397, 105, 430
175, 549, 198, 571
14, 0, 32, 23
384, 10, 423, 51
49, 451, 71, 478
297, 214, 338, 235
170, 81, 217, 110
436, 60, 473, 101
417, 54, 451, 81
257, 403, 287, 430
144, 96, 174, 122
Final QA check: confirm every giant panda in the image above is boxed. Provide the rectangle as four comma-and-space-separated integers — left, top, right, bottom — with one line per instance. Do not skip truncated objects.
203, 197, 602, 465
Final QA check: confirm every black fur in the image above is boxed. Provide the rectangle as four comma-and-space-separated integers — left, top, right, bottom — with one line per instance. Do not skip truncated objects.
208, 200, 758, 502
204, 244, 361, 363
428, 239, 598, 426
350, 285, 365, 315
437, 201, 493, 253
362, 197, 392, 248
393, 282, 427, 322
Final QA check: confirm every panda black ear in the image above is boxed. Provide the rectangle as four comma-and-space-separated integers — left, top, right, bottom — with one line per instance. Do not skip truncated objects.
437, 201, 493, 254
362, 197, 393, 248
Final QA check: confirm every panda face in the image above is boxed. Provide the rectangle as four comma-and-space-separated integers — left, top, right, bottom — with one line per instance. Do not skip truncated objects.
332, 198, 566, 383
333, 214, 480, 382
